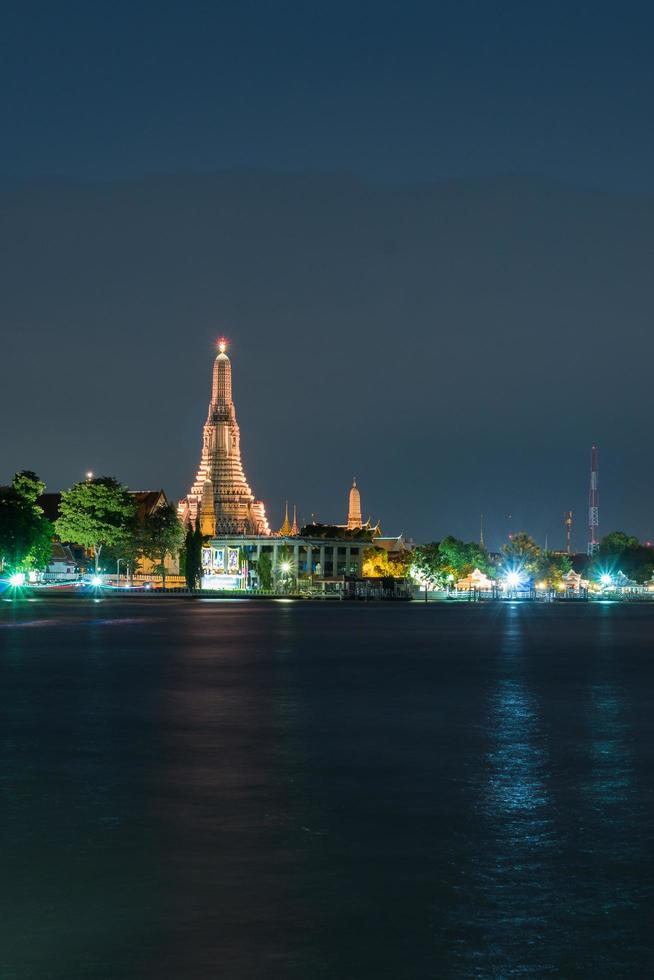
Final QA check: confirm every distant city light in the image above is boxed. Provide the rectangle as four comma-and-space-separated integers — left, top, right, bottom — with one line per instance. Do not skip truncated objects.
86, 471, 94, 481
9, 572, 25, 587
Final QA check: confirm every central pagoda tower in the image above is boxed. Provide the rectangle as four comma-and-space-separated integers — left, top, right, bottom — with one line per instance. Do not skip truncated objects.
180, 340, 270, 535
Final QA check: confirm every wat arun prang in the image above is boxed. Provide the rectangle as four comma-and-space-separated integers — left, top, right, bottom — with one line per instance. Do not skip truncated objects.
178, 339, 271, 536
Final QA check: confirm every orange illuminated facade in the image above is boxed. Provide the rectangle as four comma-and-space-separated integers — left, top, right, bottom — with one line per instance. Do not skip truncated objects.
179, 341, 270, 535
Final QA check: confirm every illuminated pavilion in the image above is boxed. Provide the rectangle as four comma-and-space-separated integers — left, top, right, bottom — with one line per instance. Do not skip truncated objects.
179, 339, 270, 535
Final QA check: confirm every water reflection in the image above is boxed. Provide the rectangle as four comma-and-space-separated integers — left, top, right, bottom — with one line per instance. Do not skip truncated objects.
467, 605, 557, 974
571, 610, 643, 972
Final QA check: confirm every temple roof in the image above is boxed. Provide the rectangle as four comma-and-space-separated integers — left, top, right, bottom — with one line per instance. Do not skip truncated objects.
278, 501, 292, 536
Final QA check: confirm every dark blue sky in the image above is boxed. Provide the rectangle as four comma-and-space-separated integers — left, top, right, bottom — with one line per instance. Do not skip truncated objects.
3, 0, 654, 189
2, 1, 654, 547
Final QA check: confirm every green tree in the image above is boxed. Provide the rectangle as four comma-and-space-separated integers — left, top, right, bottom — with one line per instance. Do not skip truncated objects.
56, 476, 136, 572
12, 470, 46, 506
601, 531, 639, 553
0, 471, 53, 573
537, 551, 572, 586
502, 532, 542, 575
138, 503, 184, 589
363, 546, 411, 578
103, 530, 143, 580
410, 542, 445, 587
252, 551, 273, 590
193, 520, 205, 584
181, 519, 205, 590
439, 536, 490, 577
593, 531, 654, 584
182, 523, 198, 589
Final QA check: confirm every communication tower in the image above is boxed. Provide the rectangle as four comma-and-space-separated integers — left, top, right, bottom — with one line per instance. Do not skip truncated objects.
587, 446, 599, 556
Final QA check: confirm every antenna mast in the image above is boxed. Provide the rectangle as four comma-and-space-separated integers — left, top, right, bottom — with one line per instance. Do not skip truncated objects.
565, 510, 573, 554
587, 446, 599, 556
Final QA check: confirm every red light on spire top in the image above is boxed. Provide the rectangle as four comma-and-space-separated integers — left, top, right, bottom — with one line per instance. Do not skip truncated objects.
217, 336, 228, 354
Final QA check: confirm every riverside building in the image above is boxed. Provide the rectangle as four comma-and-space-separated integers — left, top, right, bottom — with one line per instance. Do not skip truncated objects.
180, 341, 373, 590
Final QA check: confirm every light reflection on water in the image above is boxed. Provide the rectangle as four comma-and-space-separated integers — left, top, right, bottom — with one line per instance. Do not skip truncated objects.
570, 611, 645, 972
1, 599, 653, 978
465, 605, 558, 975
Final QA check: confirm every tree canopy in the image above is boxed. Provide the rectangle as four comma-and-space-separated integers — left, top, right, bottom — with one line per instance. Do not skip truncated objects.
56, 476, 136, 571
410, 537, 490, 586
0, 471, 53, 573
299, 524, 375, 541
253, 552, 273, 590
589, 530, 654, 583
182, 520, 204, 589
502, 532, 542, 575
362, 547, 411, 578
138, 503, 184, 587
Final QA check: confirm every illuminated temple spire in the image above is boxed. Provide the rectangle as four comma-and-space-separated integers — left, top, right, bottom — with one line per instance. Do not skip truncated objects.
179, 339, 270, 535
347, 478, 363, 529
278, 501, 292, 537
291, 504, 299, 536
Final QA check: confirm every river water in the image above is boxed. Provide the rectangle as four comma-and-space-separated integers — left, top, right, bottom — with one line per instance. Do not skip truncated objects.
1, 597, 653, 978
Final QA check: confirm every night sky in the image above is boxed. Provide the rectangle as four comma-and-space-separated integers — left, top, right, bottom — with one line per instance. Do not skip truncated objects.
2, 1, 654, 548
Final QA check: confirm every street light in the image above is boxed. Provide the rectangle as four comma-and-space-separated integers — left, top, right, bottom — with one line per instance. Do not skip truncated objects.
116, 557, 123, 586
279, 560, 293, 594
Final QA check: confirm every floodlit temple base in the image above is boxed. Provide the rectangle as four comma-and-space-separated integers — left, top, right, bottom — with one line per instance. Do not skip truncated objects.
200, 573, 244, 591
201, 534, 366, 588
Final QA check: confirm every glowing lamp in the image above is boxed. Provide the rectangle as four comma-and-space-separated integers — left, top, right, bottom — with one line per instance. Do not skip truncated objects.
504, 571, 521, 589
9, 572, 25, 587
91, 575, 102, 587
217, 337, 227, 354
600, 574, 612, 586
280, 562, 291, 574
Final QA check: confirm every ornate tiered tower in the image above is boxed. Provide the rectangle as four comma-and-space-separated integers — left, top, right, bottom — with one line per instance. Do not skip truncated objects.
278, 501, 292, 537
179, 340, 270, 535
347, 478, 363, 529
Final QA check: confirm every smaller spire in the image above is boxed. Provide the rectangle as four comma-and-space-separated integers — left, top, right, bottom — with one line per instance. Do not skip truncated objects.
200, 476, 216, 537
278, 500, 292, 537
291, 504, 299, 536
347, 478, 362, 529
480, 513, 485, 550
